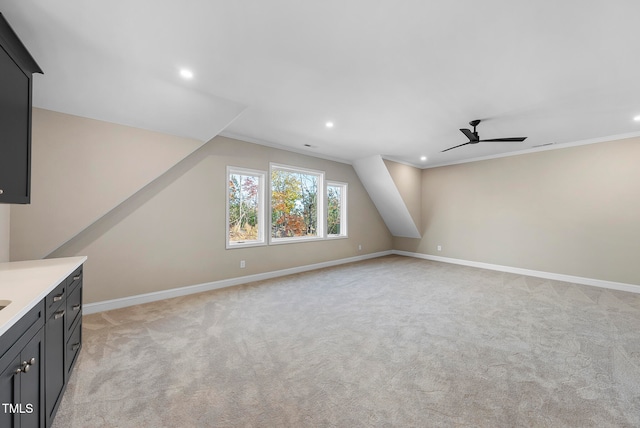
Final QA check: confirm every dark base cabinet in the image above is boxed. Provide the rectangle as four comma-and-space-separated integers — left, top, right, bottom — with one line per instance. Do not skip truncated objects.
44, 265, 83, 428
0, 302, 45, 428
0, 264, 83, 428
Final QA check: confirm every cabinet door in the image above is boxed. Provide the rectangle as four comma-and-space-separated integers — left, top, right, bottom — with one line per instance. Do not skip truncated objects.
0, 327, 44, 428
19, 327, 44, 428
45, 308, 65, 426
0, 354, 20, 428
0, 44, 31, 204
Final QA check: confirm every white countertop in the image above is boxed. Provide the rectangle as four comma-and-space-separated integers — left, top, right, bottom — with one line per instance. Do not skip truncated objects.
0, 256, 87, 337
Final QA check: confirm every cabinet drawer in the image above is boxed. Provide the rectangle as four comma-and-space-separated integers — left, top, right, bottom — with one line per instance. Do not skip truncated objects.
66, 284, 82, 333
65, 321, 82, 376
45, 280, 66, 319
67, 266, 83, 292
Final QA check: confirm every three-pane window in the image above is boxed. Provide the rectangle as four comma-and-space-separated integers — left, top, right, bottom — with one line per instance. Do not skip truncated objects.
226, 163, 347, 248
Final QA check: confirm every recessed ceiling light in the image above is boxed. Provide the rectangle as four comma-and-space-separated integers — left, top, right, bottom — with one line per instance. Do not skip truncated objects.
325, 121, 334, 128
420, 156, 427, 161
634, 115, 640, 122
179, 69, 194, 79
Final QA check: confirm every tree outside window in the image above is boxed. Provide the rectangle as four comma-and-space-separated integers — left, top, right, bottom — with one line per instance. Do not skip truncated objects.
271, 165, 324, 241
327, 182, 347, 237
227, 167, 265, 247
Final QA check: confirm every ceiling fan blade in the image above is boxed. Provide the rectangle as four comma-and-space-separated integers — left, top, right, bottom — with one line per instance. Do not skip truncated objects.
478, 137, 527, 142
459, 128, 477, 141
442, 142, 472, 152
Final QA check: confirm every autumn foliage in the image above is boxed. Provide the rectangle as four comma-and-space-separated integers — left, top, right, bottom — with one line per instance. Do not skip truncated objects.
229, 169, 342, 242
271, 169, 318, 238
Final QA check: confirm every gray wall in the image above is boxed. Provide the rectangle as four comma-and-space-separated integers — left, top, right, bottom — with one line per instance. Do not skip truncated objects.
12, 111, 392, 303
11, 108, 203, 261
10, 107, 639, 304
394, 137, 640, 285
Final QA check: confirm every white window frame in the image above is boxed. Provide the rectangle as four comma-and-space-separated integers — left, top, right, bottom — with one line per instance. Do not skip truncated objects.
269, 163, 325, 244
226, 166, 266, 249
326, 181, 348, 238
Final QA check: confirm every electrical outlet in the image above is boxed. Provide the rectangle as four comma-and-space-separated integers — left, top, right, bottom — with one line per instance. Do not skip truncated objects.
437, 245, 442, 252
240, 260, 246, 268
358, 244, 362, 251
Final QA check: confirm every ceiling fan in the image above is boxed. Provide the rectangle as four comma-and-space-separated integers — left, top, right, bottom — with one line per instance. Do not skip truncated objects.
442, 120, 527, 152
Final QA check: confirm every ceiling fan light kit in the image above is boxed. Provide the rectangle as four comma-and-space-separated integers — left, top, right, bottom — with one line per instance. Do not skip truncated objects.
442, 120, 527, 152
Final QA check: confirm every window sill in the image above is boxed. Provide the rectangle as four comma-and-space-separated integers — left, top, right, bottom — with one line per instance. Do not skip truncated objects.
269, 236, 325, 245
226, 241, 266, 250
326, 235, 348, 240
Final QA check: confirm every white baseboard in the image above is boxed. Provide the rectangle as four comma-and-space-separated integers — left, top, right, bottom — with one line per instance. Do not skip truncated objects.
84, 249, 639, 314
393, 250, 640, 294
83, 250, 393, 314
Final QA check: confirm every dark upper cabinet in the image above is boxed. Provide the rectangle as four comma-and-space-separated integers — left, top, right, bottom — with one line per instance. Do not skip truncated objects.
0, 13, 42, 204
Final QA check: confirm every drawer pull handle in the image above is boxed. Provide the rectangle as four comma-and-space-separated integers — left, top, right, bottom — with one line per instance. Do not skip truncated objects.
73, 304, 81, 311
73, 275, 81, 280
72, 343, 80, 352
53, 293, 64, 302
16, 358, 36, 374
54, 310, 65, 320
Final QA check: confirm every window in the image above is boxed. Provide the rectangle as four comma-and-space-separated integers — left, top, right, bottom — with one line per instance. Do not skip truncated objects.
227, 167, 266, 248
226, 164, 348, 247
327, 181, 347, 237
270, 164, 324, 242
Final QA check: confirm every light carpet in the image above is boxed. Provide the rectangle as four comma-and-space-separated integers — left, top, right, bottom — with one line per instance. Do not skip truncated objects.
52, 255, 640, 427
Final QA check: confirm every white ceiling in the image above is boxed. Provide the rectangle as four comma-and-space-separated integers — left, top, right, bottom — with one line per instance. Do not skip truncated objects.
3, 0, 640, 167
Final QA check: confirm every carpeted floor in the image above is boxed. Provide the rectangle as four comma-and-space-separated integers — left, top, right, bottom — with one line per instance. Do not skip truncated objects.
52, 255, 640, 427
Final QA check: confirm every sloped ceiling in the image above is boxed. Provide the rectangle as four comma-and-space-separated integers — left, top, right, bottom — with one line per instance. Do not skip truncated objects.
353, 156, 420, 238
1, 1, 640, 168
10, 109, 207, 261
